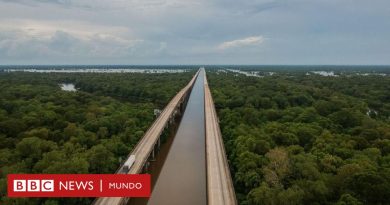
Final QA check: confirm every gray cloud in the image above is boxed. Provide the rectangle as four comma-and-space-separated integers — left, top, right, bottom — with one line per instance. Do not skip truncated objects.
0, 0, 389, 64
0, 28, 165, 63
218, 36, 265, 50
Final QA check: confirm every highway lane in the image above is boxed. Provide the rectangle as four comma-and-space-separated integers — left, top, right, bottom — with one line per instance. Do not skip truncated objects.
204, 72, 237, 205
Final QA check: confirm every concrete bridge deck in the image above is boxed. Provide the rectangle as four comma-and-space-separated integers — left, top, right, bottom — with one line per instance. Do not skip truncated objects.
204, 73, 237, 205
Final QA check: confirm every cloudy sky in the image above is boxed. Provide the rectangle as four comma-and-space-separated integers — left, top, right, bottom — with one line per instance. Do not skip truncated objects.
0, 0, 389, 65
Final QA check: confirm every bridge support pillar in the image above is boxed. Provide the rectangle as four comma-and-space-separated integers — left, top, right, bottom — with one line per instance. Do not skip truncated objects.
143, 161, 150, 173
150, 149, 156, 161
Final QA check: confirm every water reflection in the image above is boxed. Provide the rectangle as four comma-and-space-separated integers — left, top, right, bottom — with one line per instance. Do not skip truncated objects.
60, 83, 77, 91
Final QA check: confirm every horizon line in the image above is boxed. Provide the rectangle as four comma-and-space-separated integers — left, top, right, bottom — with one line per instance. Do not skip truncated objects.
1, 64, 390, 67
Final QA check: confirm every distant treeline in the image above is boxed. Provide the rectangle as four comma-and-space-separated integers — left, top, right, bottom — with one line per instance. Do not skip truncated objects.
0, 65, 201, 71
205, 65, 390, 73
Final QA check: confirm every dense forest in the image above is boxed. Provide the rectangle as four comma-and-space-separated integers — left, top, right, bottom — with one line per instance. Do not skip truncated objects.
0, 71, 193, 205
208, 69, 390, 205
1, 67, 390, 205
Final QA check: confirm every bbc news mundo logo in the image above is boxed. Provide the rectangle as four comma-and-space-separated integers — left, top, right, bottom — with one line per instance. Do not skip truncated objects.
7, 174, 150, 197
14, 180, 54, 192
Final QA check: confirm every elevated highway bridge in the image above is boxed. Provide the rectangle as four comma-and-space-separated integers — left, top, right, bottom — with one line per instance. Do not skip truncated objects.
93, 68, 236, 205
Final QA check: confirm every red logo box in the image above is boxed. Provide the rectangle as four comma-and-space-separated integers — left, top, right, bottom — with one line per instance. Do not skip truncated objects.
7, 174, 150, 197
